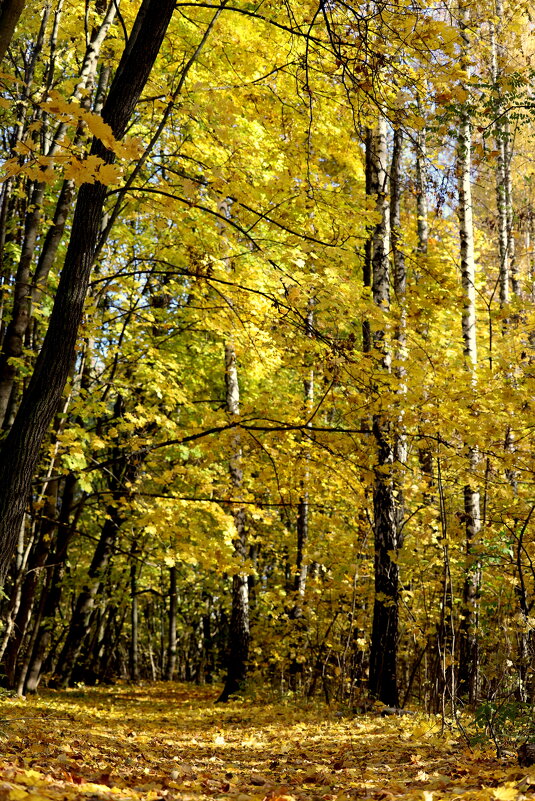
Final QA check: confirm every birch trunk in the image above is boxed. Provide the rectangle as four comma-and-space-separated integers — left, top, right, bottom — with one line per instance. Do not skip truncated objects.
217, 343, 250, 702
490, 0, 510, 308
295, 298, 315, 608
362, 127, 374, 354
368, 116, 402, 707
414, 116, 435, 493
289, 299, 315, 689
457, 0, 482, 703
390, 127, 407, 500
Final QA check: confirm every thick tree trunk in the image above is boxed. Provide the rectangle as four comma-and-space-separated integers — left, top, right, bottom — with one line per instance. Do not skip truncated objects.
369, 419, 401, 707
0, 0, 26, 64
0, 0, 176, 588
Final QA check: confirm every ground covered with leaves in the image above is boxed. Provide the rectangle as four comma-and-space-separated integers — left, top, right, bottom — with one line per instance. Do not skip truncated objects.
0, 685, 532, 801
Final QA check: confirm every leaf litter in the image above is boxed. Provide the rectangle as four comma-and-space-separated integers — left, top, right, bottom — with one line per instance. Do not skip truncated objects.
0, 685, 532, 801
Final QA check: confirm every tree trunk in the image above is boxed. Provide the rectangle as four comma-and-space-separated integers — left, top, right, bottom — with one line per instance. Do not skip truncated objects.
129, 557, 139, 682
456, 0, 481, 704
0, 0, 26, 64
490, 0, 510, 310
367, 116, 402, 708
54, 512, 119, 686
164, 564, 177, 680
294, 298, 315, 609
390, 126, 407, 523
217, 343, 250, 702
362, 127, 374, 354
0, 0, 177, 589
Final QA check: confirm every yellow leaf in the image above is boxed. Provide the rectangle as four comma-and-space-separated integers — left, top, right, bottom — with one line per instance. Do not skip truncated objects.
493, 786, 519, 801
97, 163, 122, 186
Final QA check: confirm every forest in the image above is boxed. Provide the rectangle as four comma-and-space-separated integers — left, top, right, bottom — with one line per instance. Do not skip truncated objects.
0, 0, 535, 725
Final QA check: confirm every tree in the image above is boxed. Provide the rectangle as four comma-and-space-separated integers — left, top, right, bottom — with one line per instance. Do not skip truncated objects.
0, 0, 177, 587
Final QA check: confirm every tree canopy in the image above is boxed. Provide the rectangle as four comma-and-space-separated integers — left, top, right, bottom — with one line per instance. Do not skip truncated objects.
1, 0, 535, 711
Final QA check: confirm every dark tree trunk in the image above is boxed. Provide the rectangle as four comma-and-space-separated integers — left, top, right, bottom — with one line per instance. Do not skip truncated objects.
164, 565, 177, 680
218, 560, 249, 702
54, 510, 120, 687
129, 558, 139, 682
0, 0, 26, 64
0, 0, 177, 588
368, 420, 401, 708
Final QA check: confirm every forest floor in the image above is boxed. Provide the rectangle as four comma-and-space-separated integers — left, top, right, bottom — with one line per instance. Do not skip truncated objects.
0, 684, 530, 801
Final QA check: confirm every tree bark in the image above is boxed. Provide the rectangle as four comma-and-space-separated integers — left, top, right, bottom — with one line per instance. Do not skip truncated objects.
294, 298, 315, 608
164, 565, 177, 680
490, 1, 510, 309
368, 116, 402, 707
217, 343, 250, 702
456, 0, 481, 704
362, 127, 374, 354
129, 553, 139, 682
0, 0, 26, 64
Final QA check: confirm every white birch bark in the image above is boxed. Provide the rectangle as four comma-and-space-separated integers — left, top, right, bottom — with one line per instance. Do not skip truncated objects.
217, 197, 250, 701
295, 298, 315, 606
490, 1, 510, 308
217, 341, 250, 701
457, 0, 482, 703
368, 115, 402, 707
372, 115, 390, 317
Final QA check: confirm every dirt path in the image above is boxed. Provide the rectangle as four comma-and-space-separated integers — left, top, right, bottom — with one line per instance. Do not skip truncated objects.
0, 685, 528, 801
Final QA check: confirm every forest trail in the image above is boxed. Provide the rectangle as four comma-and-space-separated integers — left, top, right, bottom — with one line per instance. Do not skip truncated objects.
0, 685, 529, 801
